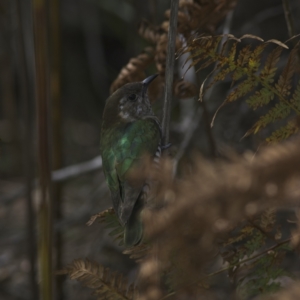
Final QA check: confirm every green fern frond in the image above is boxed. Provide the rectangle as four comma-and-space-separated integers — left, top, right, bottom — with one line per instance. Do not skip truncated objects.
247, 43, 267, 72
238, 269, 282, 298
226, 77, 258, 103
87, 208, 124, 246
59, 259, 137, 300
246, 102, 292, 135
209, 41, 238, 87
290, 81, 300, 111
229, 229, 265, 265
244, 230, 265, 257
246, 87, 275, 110
237, 248, 290, 299
266, 119, 299, 143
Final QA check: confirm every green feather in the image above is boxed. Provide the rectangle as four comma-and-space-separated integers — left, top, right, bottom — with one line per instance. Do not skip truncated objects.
101, 117, 160, 233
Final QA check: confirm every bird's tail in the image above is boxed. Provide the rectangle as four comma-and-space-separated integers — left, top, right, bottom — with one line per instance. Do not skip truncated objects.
124, 195, 144, 247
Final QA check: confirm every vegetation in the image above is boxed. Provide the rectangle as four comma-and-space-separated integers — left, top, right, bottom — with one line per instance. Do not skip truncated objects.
60, 1, 300, 299
1, 0, 300, 300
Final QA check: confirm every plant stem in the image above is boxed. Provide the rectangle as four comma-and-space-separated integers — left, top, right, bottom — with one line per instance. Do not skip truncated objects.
49, 0, 64, 298
32, 0, 53, 298
161, 0, 179, 146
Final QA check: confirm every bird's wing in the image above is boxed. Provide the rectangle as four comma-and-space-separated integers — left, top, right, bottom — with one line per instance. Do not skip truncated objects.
115, 117, 161, 224
101, 143, 120, 214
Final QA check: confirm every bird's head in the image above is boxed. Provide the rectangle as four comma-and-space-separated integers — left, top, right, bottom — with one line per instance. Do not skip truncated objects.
102, 74, 158, 129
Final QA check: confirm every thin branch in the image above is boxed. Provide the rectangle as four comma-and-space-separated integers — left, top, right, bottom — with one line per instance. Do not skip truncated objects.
0, 155, 103, 205
32, 0, 53, 296
282, 0, 296, 38
161, 0, 179, 146
52, 155, 102, 181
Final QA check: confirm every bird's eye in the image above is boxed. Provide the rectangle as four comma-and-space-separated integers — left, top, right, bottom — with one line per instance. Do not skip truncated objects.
128, 94, 137, 101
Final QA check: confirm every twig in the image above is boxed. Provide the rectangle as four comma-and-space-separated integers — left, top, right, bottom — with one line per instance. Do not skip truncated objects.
32, 0, 53, 297
161, 0, 179, 146
282, 0, 296, 38
160, 237, 292, 300
49, 0, 64, 297
0, 155, 103, 205
52, 155, 102, 181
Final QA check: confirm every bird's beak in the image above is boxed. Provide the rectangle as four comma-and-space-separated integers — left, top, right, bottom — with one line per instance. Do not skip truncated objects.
142, 74, 158, 86
142, 74, 158, 96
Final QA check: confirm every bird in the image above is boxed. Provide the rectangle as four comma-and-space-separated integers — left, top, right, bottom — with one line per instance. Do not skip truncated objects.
100, 74, 162, 247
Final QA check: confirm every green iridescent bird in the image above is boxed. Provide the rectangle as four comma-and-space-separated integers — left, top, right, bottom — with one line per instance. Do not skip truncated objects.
100, 75, 161, 247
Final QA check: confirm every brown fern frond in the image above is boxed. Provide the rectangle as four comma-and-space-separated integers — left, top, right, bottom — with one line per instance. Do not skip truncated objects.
59, 259, 136, 300
110, 47, 154, 94
175, 0, 238, 35
260, 47, 283, 83
87, 208, 114, 226
275, 44, 299, 97
112, 1, 239, 103
174, 80, 198, 98
87, 208, 124, 245
138, 20, 162, 44
154, 34, 168, 76
183, 34, 300, 140
155, 34, 182, 76
236, 44, 252, 67
260, 208, 276, 232
123, 243, 151, 263
182, 35, 222, 75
